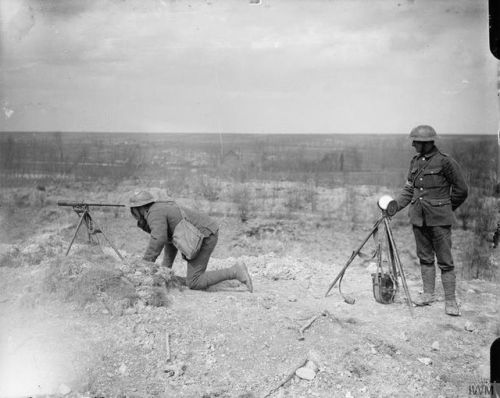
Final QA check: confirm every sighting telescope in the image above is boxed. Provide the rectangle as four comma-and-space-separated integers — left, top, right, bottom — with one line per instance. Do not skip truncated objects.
377, 195, 398, 217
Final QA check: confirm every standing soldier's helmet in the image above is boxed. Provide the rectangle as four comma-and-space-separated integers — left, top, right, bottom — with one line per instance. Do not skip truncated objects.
409, 125, 437, 142
128, 191, 155, 208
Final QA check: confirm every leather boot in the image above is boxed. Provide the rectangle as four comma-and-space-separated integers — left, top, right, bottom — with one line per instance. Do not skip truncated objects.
191, 264, 253, 292
442, 270, 460, 316
413, 264, 436, 306
232, 263, 253, 293
191, 268, 235, 290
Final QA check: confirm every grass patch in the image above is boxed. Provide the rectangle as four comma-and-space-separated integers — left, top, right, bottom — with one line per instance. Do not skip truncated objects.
43, 251, 138, 309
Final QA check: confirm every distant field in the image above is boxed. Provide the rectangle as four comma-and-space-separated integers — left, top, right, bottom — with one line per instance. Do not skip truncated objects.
0, 132, 496, 190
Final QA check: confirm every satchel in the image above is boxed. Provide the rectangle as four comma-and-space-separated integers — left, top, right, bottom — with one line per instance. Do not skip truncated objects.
371, 238, 397, 304
371, 272, 396, 304
172, 206, 204, 260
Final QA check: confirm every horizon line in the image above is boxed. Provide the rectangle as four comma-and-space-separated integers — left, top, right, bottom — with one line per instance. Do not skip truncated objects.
0, 131, 495, 136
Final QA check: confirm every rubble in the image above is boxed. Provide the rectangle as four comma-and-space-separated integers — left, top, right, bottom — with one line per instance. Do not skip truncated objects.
464, 321, 476, 332
417, 357, 432, 366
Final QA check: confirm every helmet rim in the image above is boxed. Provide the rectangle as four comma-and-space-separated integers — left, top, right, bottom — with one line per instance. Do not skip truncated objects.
128, 191, 155, 208
409, 125, 437, 141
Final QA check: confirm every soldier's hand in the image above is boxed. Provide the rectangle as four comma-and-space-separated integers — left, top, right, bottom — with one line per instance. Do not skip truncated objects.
124, 256, 156, 273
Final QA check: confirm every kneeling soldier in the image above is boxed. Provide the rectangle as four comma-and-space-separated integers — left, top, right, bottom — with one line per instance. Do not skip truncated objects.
129, 191, 253, 292
395, 125, 468, 316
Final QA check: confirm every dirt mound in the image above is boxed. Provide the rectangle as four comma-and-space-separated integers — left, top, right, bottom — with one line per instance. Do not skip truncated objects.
0, 226, 187, 317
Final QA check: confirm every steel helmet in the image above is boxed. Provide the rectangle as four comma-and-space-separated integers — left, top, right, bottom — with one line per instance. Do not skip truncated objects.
409, 125, 437, 142
128, 190, 155, 208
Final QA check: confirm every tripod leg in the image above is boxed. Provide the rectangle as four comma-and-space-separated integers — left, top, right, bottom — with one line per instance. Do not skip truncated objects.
91, 218, 124, 261
66, 211, 86, 256
99, 230, 124, 261
384, 219, 414, 317
325, 217, 384, 297
324, 253, 355, 298
385, 226, 398, 281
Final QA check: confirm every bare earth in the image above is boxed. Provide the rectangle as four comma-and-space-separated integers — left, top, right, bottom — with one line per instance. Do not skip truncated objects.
0, 185, 498, 398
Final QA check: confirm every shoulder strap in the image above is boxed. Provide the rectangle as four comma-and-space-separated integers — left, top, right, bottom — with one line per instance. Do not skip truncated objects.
176, 204, 187, 220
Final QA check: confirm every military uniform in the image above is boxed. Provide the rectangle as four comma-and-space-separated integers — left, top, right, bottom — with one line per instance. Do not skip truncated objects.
396, 145, 468, 312
397, 146, 468, 229
140, 201, 252, 291
143, 201, 218, 263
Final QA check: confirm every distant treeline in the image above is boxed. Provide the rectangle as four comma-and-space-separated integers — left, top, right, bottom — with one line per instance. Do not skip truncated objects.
0, 132, 496, 191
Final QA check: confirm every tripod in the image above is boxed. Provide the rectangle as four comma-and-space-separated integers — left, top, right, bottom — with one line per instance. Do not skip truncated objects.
325, 211, 414, 316
65, 204, 124, 260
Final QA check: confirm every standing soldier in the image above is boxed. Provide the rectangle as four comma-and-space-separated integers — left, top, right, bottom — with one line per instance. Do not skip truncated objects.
128, 191, 253, 292
395, 125, 468, 316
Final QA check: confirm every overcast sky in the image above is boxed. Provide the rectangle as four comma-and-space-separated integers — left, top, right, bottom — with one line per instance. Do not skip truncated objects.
0, 0, 497, 134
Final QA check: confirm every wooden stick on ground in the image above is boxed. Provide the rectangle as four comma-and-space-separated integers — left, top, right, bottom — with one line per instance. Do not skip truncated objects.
165, 332, 171, 362
298, 310, 330, 340
263, 358, 308, 398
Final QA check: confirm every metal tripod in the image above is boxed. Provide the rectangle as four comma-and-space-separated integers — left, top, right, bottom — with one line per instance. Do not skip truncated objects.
65, 204, 124, 260
325, 211, 414, 316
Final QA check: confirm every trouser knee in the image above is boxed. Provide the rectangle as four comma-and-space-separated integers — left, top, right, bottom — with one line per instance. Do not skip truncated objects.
187, 271, 207, 290
187, 278, 204, 290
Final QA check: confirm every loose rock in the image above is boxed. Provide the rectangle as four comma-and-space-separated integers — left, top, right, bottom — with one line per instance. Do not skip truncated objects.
295, 366, 316, 380
304, 360, 318, 372
431, 341, 440, 351
418, 357, 432, 366
119, 363, 128, 375
464, 321, 475, 332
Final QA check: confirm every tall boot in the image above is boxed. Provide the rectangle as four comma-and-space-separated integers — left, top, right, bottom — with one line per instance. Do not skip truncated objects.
231, 263, 253, 292
441, 270, 460, 316
190, 268, 235, 290
413, 264, 436, 306
190, 263, 253, 292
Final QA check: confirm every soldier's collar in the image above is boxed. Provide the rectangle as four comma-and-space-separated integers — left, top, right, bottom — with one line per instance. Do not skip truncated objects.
420, 146, 438, 160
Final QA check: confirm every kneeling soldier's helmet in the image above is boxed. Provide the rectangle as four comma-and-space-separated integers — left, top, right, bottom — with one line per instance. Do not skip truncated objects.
128, 191, 155, 208
409, 125, 437, 142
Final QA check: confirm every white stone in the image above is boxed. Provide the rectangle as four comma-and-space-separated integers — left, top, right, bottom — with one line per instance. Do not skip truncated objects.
119, 364, 128, 375
304, 360, 318, 372
464, 321, 475, 332
295, 366, 316, 380
418, 357, 432, 366
431, 341, 440, 351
